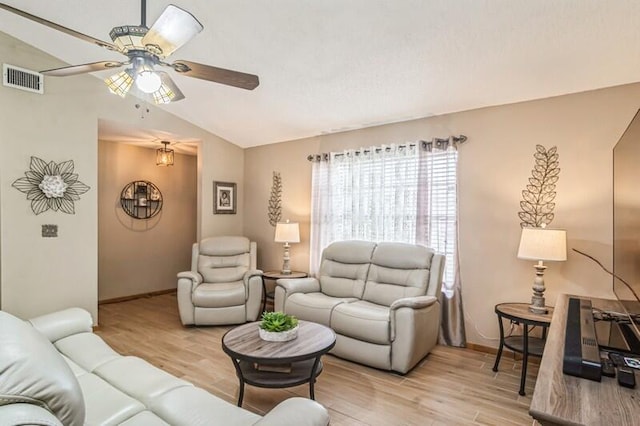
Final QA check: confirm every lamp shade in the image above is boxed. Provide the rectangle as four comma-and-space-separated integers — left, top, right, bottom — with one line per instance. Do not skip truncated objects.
517, 227, 567, 261
275, 222, 300, 243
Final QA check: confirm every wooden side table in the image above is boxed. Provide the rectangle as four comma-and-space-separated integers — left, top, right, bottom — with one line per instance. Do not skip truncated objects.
221, 320, 336, 406
492, 303, 554, 396
261, 270, 308, 313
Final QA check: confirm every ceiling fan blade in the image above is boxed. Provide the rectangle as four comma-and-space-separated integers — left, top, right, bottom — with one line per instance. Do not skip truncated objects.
0, 3, 120, 52
142, 5, 203, 58
41, 61, 126, 77
157, 71, 185, 102
170, 60, 259, 90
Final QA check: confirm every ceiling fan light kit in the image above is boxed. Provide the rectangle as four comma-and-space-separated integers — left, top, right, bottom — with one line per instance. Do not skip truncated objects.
0, 1, 260, 105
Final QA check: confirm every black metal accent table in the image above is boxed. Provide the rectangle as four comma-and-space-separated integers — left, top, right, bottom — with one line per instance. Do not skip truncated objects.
261, 270, 307, 313
492, 302, 554, 396
221, 320, 336, 406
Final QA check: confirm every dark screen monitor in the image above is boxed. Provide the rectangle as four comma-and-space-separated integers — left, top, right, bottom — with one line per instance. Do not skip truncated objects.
607, 109, 640, 355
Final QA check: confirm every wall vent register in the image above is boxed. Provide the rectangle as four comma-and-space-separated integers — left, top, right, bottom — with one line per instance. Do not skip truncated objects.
3, 64, 44, 94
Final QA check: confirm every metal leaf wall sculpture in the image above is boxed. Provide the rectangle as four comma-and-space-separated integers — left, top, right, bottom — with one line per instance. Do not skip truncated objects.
268, 171, 283, 227
12, 156, 90, 215
518, 145, 560, 227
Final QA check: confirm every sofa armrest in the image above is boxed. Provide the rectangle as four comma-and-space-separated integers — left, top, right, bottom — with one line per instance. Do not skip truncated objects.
244, 269, 264, 321
276, 277, 320, 294
243, 269, 263, 285
28, 307, 93, 343
390, 295, 438, 311
274, 278, 321, 312
177, 270, 203, 288
253, 397, 329, 426
0, 403, 64, 426
389, 296, 441, 374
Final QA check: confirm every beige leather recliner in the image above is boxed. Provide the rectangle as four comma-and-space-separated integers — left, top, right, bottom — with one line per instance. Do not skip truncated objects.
274, 240, 445, 374
177, 236, 263, 326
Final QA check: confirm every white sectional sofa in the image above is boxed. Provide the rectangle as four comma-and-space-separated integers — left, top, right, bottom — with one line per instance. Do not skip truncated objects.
0, 308, 329, 426
275, 240, 445, 374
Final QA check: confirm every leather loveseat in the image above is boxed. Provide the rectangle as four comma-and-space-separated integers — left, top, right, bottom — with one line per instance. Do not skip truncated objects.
274, 240, 444, 374
0, 308, 329, 426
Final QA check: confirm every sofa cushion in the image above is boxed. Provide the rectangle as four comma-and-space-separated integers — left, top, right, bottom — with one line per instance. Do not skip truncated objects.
318, 240, 375, 298
93, 357, 193, 406
362, 243, 434, 306
77, 373, 146, 425
197, 237, 251, 283
119, 410, 171, 425
199, 236, 250, 256
192, 282, 246, 307
55, 332, 121, 373
149, 386, 261, 426
0, 311, 85, 426
285, 292, 357, 326
331, 301, 391, 345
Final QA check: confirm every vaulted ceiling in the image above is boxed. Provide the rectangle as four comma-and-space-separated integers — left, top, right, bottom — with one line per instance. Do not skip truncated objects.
1, 1, 640, 148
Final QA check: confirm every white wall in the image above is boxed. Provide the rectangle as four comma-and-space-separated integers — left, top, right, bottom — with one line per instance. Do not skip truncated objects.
0, 31, 244, 322
98, 141, 197, 301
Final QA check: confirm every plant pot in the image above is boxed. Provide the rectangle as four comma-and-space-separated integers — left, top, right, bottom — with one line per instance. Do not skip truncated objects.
259, 325, 299, 342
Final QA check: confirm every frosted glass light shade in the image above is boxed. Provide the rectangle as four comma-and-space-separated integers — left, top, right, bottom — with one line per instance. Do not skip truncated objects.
517, 227, 567, 261
275, 222, 300, 243
136, 70, 162, 93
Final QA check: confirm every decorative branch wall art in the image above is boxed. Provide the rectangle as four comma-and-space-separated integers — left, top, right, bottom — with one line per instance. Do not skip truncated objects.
12, 156, 90, 215
268, 171, 282, 227
518, 145, 560, 228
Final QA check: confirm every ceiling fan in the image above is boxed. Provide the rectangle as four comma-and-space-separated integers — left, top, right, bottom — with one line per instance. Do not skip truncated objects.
0, 0, 260, 104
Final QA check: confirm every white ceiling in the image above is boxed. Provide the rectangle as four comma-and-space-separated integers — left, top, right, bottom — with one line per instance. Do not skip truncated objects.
2, 1, 640, 148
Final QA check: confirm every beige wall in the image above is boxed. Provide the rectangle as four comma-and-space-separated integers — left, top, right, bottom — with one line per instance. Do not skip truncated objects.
244, 83, 640, 347
0, 31, 244, 322
97, 141, 196, 301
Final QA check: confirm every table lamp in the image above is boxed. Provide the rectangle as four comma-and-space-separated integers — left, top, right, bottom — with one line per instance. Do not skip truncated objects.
275, 220, 300, 274
517, 226, 567, 314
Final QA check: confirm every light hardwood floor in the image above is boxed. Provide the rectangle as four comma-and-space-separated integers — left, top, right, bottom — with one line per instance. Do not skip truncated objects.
96, 293, 539, 426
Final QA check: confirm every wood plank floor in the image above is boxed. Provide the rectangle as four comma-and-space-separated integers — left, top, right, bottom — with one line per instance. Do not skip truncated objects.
96, 293, 539, 425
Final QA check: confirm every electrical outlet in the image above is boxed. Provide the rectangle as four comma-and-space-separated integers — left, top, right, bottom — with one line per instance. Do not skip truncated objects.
42, 224, 58, 238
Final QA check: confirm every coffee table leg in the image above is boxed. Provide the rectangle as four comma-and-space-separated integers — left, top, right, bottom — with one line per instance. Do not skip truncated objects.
308, 356, 322, 400
230, 358, 246, 406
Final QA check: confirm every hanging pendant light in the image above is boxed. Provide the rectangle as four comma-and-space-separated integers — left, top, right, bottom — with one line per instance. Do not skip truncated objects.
156, 141, 174, 166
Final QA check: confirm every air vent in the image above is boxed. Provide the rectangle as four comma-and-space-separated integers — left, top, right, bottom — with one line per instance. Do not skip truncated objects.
582, 337, 597, 347
3, 64, 44, 94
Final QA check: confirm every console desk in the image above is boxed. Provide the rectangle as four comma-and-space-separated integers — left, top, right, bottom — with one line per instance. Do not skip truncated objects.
529, 294, 640, 425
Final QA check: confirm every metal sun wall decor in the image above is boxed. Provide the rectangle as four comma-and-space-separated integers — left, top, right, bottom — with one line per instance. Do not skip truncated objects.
518, 145, 560, 228
12, 156, 90, 215
268, 171, 282, 227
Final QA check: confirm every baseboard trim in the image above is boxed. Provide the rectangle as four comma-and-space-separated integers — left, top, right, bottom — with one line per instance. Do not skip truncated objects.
466, 342, 542, 365
99, 288, 177, 305
467, 342, 498, 355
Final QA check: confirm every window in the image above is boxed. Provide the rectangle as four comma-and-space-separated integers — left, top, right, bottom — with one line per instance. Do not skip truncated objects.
310, 143, 458, 287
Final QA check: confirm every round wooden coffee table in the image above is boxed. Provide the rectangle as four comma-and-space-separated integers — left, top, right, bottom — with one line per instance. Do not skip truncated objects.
221, 320, 336, 406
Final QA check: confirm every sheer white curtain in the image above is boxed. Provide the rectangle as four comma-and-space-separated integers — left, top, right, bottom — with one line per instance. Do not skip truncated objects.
310, 144, 421, 273
309, 141, 465, 346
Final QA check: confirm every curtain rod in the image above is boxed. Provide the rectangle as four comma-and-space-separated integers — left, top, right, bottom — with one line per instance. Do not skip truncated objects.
306, 135, 467, 162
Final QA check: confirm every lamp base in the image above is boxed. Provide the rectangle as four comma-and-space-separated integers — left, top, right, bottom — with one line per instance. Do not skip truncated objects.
529, 298, 549, 314
281, 243, 291, 275
528, 262, 549, 315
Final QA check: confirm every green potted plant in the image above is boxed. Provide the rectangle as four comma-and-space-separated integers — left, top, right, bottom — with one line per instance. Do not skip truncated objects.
259, 311, 299, 342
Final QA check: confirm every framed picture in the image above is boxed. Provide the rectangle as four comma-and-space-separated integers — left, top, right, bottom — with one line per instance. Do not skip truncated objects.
214, 181, 236, 214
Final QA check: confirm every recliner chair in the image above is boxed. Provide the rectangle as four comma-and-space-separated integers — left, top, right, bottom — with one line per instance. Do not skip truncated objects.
177, 236, 263, 326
